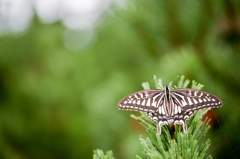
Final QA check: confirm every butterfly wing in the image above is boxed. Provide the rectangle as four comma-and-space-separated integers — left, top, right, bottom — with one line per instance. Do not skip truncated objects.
168, 88, 223, 132
118, 90, 164, 113
170, 88, 223, 111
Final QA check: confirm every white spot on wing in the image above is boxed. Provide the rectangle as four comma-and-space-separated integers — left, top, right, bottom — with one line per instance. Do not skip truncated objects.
175, 105, 178, 114
212, 98, 216, 101
178, 106, 181, 113
194, 91, 198, 96
182, 99, 187, 106
146, 98, 151, 106
199, 99, 203, 103
193, 98, 198, 104
188, 91, 192, 96
137, 100, 140, 105
187, 97, 193, 105
162, 106, 165, 115
152, 94, 161, 107
141, 100, 146, 106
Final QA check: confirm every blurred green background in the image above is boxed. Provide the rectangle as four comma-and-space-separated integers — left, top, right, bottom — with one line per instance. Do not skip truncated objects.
0, 0, 240, 158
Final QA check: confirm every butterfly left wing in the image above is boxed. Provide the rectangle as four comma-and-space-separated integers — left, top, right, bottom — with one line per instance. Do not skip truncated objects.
118, 90, 164, 113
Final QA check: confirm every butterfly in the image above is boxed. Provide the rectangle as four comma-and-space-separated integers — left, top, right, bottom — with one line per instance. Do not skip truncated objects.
118, 85, 223, 135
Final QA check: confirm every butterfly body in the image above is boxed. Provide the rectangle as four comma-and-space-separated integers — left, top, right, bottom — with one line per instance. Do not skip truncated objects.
118, 86, 223, 135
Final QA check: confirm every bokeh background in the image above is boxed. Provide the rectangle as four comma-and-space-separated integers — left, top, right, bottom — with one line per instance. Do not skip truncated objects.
0, 0, 240, 158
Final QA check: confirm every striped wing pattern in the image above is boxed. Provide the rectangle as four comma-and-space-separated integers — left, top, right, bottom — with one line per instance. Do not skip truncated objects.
171, 89, 223, 111
118, 87, 223, 135
118, 90, 164, 113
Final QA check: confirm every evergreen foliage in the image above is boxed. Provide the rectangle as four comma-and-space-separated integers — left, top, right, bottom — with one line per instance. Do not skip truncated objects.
94, 76, 213, 159
93, 149, 115, 159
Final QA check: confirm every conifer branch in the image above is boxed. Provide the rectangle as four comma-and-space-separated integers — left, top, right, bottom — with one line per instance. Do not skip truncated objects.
93, 149, 115, 159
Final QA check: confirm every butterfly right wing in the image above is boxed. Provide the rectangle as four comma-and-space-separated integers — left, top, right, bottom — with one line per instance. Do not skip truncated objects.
118, 90, 164, 113
170, 88, 223, 112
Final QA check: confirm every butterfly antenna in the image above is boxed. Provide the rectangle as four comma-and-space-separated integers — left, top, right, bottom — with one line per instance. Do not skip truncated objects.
153, 74, 180, 88
169, 74, 180, 83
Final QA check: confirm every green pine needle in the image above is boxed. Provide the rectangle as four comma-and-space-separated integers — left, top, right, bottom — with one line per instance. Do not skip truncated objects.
93, 149, 115, 159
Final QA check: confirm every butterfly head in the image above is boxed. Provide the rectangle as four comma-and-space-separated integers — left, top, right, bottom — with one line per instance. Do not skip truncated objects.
164, 85, 170, 94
